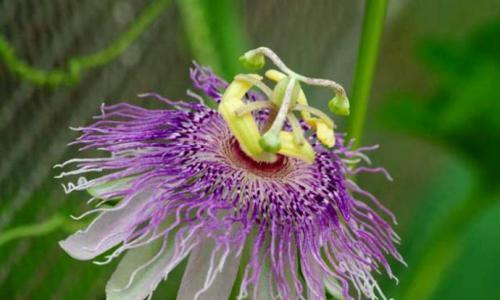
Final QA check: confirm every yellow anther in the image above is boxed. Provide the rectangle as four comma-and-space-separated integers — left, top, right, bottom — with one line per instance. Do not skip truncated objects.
304, 118, 335, 148
265, 69, 287, 82
219, 74, 270, 161
294, 104, 334, 129
278, 131, 315, 163
295, 89, 313, 123
235, 74, 272, 98
316, 121, 335, 148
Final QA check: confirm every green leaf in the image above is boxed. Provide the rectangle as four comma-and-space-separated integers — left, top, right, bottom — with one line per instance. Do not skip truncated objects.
383, 149, 478, 299
429, 195, 500, 300
378, 21, 500, 184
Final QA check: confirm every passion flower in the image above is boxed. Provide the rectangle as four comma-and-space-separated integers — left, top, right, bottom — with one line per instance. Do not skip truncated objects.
56, 47, 403, 300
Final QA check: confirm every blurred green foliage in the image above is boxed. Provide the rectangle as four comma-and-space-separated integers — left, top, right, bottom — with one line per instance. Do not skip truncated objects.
380, 22, 500, 186
379, 22, 500, 300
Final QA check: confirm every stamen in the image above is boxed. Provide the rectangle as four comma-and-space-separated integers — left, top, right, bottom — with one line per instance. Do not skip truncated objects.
316, 121, 335, 148
286, 113, 305, 146
222, 47, 350, 163
259, 77, 297, 153
292, 104, 334, 129
234, 74, 273, 98
241, 47, 347, 107
234, 101, 276, 117
186, 89, 205, 105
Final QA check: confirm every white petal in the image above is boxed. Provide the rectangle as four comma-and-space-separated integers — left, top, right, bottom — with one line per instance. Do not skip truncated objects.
106, 228, 198, 300
302, 253, 326, 300
106, 238, 170, 300
59, 189, 151, 260
176, 239, 242, 300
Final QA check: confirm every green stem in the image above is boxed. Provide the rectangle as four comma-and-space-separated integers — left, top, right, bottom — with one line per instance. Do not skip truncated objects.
0, 0, 172, 87
347, 0, 388, 147
0, 214, 84, 247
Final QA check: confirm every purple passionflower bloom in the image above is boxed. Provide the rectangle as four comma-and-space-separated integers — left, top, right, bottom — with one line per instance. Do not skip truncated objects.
57, 49, 403, 300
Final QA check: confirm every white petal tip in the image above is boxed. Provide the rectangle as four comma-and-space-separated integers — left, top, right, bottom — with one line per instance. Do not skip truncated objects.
59, 238, 98, 260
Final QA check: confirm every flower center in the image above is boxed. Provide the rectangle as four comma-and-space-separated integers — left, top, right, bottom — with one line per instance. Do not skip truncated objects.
226, 137, 290, 177
218, 47, 350, 164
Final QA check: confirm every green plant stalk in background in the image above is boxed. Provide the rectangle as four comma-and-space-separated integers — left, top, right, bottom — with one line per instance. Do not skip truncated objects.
178, 0, 248, 79
0, 0, 173, 87
348, 0, 388, 146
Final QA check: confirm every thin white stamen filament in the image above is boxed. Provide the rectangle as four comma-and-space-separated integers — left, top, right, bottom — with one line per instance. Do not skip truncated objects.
186, 89, 206, 105
292, 104, 334, 128
234, 101, 276, 117
286, 113, 305, 145
53, 157, 113, 168
54, 167, 103, 179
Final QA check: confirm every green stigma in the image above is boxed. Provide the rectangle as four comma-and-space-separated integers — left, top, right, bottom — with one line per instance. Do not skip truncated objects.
328, 93, 350, 116
239, 51, 265, 71
219, 47, 350, 164
259, 132, 281, 153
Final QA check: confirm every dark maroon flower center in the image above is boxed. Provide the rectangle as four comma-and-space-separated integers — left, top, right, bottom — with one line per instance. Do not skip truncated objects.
226, 138, 290, 177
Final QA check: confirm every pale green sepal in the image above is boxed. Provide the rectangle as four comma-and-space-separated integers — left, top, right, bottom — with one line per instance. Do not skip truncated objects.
106, 238, 169, 300
60, 188, 153, 260
176, 239, 242, 300
87, 177, 135, 198
325, 276, 345, 300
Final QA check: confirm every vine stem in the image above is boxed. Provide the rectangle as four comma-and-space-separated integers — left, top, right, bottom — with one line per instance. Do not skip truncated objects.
347, 0, 388, 147
0, 0, 173, 86
0, 214, 83, 247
